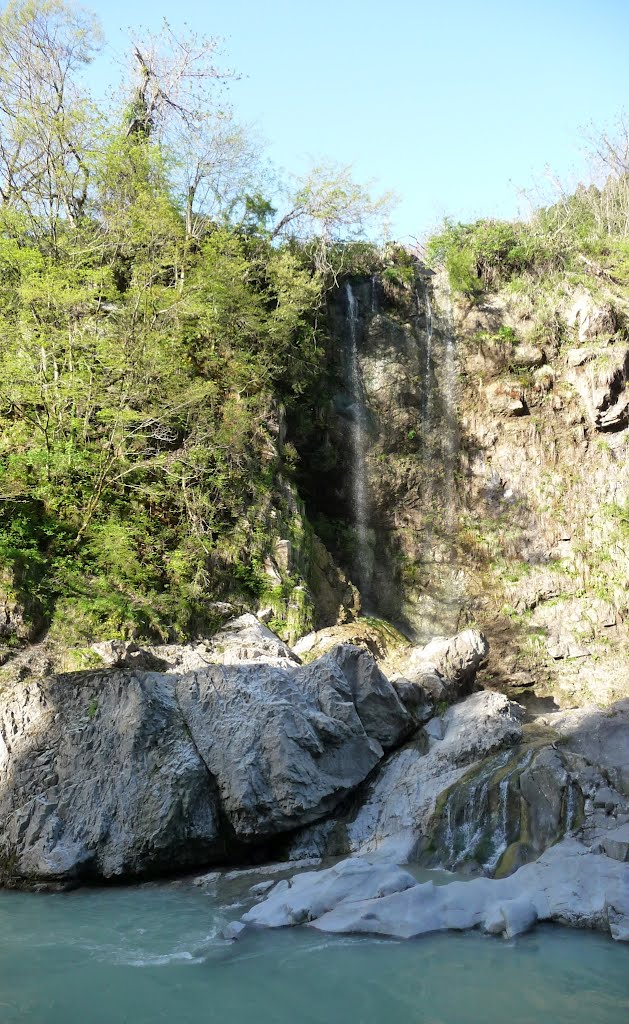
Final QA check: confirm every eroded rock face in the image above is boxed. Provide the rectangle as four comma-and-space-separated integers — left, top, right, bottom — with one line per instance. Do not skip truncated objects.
0, 671, 223, 883
175, 646, 412, 842
394, 629, 489, 704
0, 643, 412, 884
566, 342, 629, 431
286, 690, 523, 865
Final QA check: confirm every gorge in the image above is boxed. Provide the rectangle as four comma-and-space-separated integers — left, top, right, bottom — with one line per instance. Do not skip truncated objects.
1, 256, 628, 1022
0, 3, 628, 1015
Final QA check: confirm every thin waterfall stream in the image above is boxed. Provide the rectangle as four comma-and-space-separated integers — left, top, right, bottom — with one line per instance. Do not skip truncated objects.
344, 281, 373, 600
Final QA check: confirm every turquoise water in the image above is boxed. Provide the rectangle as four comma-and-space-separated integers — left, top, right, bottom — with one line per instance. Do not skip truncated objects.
1, 880, 627, 1024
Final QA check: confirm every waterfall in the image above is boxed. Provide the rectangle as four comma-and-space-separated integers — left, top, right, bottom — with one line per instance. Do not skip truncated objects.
441, 310, 458, 531
345, 282, 373, 599
371, 274, 378, 315
422, 282, 434, 431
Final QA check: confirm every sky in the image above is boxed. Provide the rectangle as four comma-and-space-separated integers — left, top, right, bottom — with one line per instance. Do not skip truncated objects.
86, 0, 627, 242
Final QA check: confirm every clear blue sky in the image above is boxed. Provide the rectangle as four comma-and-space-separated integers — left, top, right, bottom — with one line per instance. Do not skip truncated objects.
89, 0, 627, 241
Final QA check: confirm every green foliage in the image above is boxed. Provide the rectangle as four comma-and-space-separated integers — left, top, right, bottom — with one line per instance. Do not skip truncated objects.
427, 217, 568, 297
0, 2, 394, 648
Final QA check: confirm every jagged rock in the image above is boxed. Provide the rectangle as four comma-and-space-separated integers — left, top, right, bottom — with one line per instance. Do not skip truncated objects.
152, 614, 300, 673
240, 840, 629, 942
0, 643, 412, 884
274, 539, 292, 571
566, 290, 617, 342
90, 640, 168, 671
0, 672, 223, 883
286, 690, 523, 865
424, 716, 445, 740
390, 676, 434, 723
547, 700, 629, 794
175, 645, 412, 841
566, 342, 629, 431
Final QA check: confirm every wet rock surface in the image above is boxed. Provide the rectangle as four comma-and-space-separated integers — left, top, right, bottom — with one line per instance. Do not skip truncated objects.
240, 840, 628, 942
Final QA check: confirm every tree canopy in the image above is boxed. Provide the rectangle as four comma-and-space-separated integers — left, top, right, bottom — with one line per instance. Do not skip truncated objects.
0, 0, 393, 649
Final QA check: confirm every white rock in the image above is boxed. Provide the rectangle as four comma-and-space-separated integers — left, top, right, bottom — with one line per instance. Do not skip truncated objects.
248, 840, 628, 942
250, 880, 275, 896
242, 857, 417, 928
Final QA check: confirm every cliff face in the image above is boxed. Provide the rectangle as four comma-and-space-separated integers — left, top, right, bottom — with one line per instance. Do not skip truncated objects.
295, 263, 629, 710
449, 272, 629, 708
293, 271, 465, 644
2, 258, 627, 713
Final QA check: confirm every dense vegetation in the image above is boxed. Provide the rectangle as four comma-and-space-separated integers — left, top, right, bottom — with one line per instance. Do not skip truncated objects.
0, 0, 392, 648
427, 120, 629, 298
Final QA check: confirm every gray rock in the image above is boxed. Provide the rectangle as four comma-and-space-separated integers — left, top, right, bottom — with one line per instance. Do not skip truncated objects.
286, 691, 523, 864
601, 824, 629, 863
550, 700, 629, 794
483, 896, 538, 938
424, 717, 445, 741
249, 880, 275, 896
242, 857, 417, 928
175, 646, 412, 841
398, 629, 489, 703
153, 614, 300, 673
222, 921, 247, 941
90, 640, 168, 671
0, 672, 222, 883
565, 342, 629, 431
322, 645, 411, 751
0, 643, 412, 883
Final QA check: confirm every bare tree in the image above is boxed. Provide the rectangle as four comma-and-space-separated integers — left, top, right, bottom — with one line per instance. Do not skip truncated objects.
0, 0, 102, 241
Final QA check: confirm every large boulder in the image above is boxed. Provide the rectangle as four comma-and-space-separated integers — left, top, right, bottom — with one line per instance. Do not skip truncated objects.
152, 613, 301, 673
286, 690, 523, 865
393, 629, 489, 704
0, 644, 413, 884
0, 671, 222, 884
176, 645, 412, 841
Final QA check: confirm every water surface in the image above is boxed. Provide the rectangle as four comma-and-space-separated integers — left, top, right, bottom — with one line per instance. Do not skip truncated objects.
1, 880, 627, 1024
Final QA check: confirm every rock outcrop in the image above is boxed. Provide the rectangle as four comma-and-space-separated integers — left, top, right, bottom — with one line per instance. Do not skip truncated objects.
0, 641, 412, 885
285, 690, 524, 864
393, 628, 489, 704
0, 671, 223, 883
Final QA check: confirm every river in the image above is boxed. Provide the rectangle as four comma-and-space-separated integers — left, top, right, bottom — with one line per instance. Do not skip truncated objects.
1, 876, 627, 1023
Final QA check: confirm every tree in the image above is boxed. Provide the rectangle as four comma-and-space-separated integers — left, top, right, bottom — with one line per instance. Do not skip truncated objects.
269, 161, 396, 280
0, 0, 102, 242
